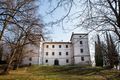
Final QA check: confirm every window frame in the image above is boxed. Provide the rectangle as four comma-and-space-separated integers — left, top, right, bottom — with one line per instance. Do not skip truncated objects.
81, 57, 84, 61
80, 49, 83, 53
66, 45, 68, 48
52, 45, 55, 48
59, 52, 61, 56
46, 59, 48, 63
80, 41, 83, 44
46, 52, 48, 56
59, 45, 61, 48
52, 52, 55, 55
46, 45, 49, 48
66, 52, 68, 55
29, 57, 32, 61
66, 59, 69, 63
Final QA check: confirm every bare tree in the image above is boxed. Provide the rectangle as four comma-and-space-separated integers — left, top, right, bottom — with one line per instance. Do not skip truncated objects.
0, 0, 41, 41
2, 18, 44, 74
45, 0, 120, 40
0, 0, 45, 74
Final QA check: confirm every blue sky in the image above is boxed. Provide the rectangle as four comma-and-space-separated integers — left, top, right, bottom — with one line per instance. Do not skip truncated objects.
39, 0, 89, 42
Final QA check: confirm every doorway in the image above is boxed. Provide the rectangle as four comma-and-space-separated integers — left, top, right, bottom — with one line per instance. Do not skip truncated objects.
54, 59, 59, 65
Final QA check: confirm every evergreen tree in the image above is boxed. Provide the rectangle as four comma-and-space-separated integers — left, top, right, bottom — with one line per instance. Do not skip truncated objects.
95, 35, 103, 67
106, 33, 119, 68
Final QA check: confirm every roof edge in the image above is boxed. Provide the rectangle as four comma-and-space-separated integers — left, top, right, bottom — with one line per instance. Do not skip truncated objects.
70, 32, 88, 41
43, 42, 72, 44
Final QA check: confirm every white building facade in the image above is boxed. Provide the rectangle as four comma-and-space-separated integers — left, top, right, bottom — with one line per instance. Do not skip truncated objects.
22, 33, 91, 66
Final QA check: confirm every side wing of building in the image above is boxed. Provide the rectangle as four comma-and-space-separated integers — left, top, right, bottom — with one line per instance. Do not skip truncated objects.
70, 33, 91, 65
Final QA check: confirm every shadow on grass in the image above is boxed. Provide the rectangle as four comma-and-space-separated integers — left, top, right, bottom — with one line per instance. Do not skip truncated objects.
28, 65, 106, 76
53, 66, 105, 75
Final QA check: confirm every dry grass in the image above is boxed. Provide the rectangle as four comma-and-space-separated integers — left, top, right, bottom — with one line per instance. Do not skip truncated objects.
0, 65, 120, 80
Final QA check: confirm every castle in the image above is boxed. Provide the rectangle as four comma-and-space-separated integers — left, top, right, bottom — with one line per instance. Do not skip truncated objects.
22, 33, 91, 65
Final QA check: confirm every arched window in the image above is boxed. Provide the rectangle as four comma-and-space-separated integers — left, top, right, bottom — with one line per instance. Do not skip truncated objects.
54, 59, 59, 65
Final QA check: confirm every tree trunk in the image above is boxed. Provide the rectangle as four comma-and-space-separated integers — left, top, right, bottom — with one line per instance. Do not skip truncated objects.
3, 64, 10, 74
1, 60, 12, 75
1, 49, 17, 75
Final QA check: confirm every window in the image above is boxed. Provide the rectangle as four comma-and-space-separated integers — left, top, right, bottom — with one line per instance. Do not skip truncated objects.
52, 52, 54, 55
80, 49, 83, 53
46, 52, 48, 55
81, 57, 84, 61
46, 60, 48, 63
66, 52, 68, 55
59, 45, 61, 48
29, 63, 32, 66
46, 45, 49, 48
80, 41, 83, 44
29, 57, 32, 61
52, 45, 55, 48
66, 59, 69, 63
59, 52, 61, 55
66, 45, 68, 48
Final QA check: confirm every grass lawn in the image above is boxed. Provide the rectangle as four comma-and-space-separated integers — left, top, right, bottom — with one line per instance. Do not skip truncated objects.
0, 65, 120, 80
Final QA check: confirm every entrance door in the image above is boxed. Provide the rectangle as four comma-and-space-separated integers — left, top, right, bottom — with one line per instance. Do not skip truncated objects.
54, 59, 59, 65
